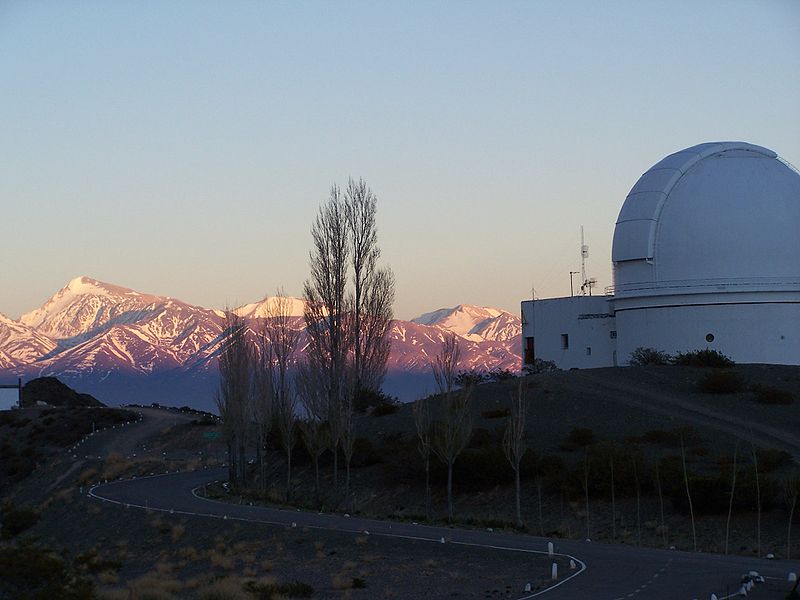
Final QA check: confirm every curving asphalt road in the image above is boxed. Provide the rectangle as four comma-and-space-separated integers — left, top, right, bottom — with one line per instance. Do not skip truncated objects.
90, 468, 797, 599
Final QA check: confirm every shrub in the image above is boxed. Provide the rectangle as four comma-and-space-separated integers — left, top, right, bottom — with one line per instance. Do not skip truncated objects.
523, 359, 558, 375
354, 389, 398, 414
371, 400, 399, 417
350, 437, 382, 468
0, 503, 39, 539
0, 539, 96, 599
754, 386, 793, 405
757, 448, 793, 472
351, 577, 367, 589
455, 369, 488, 387
560, 427, 594, 451
673, 349, 734, 367
486, 369, 517, 382
480, 408, 510, 419
451, 446, 514, 489
629, 347, 672, 366
697, 371, 744, 394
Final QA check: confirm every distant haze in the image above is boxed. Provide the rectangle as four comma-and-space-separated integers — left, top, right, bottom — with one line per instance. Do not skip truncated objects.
1, 1, 798, 320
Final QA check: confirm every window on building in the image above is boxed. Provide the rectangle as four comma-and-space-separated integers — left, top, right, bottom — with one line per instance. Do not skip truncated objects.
586, 347, 592, 356
610, 330, 617, 339
561, 334, 569, 350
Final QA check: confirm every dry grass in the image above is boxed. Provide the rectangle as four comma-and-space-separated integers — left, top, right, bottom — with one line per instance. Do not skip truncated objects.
197, 576, 249, 600
97, 570, 119, 584
354, 535, 368, 546
171, 523, 185, 543
101, 453, 133, 480
78, 467, 99, 485
260, 559, 273, 572
209, 549, 235, 571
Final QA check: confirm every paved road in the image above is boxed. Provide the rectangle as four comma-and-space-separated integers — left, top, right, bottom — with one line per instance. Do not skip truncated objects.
90, 469, 798, 600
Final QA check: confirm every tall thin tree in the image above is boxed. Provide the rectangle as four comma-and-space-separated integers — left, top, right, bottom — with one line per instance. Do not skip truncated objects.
413, 395, 433, 520
304, 185, 350, 487
215, 311, 252, 489
725, 440, 740, 555
262, 291, 301, 501
503, 381, 527, 529
785, 475, 799, 560
680, 434, 697, 552
431, 334, 473, 523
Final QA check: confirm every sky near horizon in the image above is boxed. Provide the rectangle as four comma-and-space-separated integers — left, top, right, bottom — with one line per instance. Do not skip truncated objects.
1, 1, 798, 321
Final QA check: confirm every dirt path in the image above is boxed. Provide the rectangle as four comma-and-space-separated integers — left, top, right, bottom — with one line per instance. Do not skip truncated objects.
566, 371, 800, 459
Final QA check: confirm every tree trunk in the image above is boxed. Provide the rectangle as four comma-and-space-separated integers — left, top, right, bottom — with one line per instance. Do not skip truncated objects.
609, 455, 616, 543
447, 460, 454, 523
537, 477, 544, 536
515, 467, 522, 528
286, 447, 293, 503
345, 458, 351, 508
633, 457, 641, 546
725, 444, 738, 555
333, 442, 339, 489
424, 456, 431, 521
789, 495, 797, 561
753, 449, 762, 558
655, 462, 666, 547
314, 456, 320, 507
680, 437, 697, 552
583, 447, 590, 541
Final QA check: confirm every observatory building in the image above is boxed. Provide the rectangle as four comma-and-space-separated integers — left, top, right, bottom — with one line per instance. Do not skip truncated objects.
521, 141, 800, 369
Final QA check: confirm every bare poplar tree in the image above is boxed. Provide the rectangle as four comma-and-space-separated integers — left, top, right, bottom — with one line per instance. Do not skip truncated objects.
215, 311, 252, 488
503, 381, 527, 529
583, 446, 591, 541
725, 440, 740, 555
751, 440, 762, 558
304, 185, 350, 487
262, 291, 301, 501
785, 475, 799, 560
413, 395, 433, 520
654, 461, 667, 547
251, 338, 273, 492
632, 451, 642, 546
296, 360, 330, 507
304, 179, 395, 494
680, 434, 697, 552
431, 333, 473, 523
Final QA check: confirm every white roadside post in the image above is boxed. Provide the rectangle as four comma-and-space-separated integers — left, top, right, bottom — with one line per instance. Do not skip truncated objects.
547, 541, 554, 557
551, 562, 558, 581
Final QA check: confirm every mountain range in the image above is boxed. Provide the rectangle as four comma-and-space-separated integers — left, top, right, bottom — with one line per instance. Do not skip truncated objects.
0, 276, 521, 409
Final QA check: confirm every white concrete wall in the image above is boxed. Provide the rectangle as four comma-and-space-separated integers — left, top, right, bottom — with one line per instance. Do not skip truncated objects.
0, 388, 19, 410
521, 296, 616, 369
615, 302, 800, 365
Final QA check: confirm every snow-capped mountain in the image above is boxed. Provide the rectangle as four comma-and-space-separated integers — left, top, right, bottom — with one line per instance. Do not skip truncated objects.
412, 304, 521, 342
0, 313, 57, 370
1, 277, 521, 405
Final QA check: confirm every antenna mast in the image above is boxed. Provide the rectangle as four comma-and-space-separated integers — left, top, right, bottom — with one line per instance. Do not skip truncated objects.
580, 226, 596, 296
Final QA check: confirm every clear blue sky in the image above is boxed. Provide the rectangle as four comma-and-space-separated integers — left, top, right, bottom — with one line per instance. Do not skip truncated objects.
1, 1, 798, 320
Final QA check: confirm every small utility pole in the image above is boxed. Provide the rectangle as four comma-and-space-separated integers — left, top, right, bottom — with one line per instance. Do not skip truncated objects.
569, 272, 579, 297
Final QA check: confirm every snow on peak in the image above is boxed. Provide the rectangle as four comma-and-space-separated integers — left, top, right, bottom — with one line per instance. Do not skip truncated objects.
235, 296, 307, 319
411, 304, 519, 342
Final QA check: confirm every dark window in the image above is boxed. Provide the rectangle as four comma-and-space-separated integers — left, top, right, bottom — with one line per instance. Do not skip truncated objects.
586, 347, 592, 356
705, 333, 714, 343
561, 334, 569, 350
610, 330, 617, 339
524, 337, 535, 365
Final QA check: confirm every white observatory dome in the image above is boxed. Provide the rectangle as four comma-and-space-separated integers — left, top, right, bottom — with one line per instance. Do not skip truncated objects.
612, 141, 800, 302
